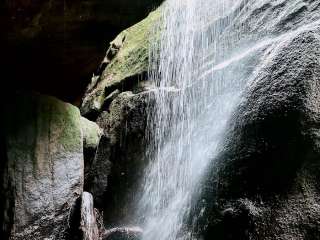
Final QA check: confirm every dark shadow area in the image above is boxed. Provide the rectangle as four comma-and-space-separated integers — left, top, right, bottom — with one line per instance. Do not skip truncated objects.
2, 0, 163, 104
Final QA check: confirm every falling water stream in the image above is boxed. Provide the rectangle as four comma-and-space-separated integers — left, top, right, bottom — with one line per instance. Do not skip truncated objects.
114, 0, 320, 239
133, 0, 250, 239
134, 0, 255, 239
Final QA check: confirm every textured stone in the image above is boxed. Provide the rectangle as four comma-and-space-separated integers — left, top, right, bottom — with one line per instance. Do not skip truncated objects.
81, 117, 102, 204
80, 0, 320, 238
81, 8, 160, 118
81, 117, 102, 150
203, 24, 320, 240
102, 227, 142, 240
80, 192, 99, 240
85, 91, 151, 225
1, 93, 84, 239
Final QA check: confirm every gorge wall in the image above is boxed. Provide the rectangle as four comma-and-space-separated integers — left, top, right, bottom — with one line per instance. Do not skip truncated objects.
2, 0, 320, 239
81, 0, 320, 239
0, 93, 101, 239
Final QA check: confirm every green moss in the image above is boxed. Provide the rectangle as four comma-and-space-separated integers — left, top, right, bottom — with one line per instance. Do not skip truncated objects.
103, 8, 161, 85
4, 93, 83, 177
82, 7, 162, 115
81, 117, 102, 149
43, 96, 82, 153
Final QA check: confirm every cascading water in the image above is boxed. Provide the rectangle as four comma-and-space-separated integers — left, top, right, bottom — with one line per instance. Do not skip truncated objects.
135, 0, 251, 239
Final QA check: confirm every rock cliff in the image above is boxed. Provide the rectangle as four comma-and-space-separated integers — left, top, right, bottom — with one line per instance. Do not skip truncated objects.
0, 93, 101, 239
81, 0, 320, 239
2, 0, 320, 239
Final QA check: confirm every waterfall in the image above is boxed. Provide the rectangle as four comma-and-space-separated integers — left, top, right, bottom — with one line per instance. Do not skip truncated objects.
136, 0, 251, 239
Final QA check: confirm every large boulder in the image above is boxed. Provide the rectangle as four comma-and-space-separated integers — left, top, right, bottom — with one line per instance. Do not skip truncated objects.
235, 0, 320, 36
81, 117, 102, 192
203, 24, 320, 240
80, 192, 100, 240
85, 91, 151, 225
102, 227, 142, 240
0, 93, 84, 239
81, 8, 160, 119
80, 8, 161, 224
81, 117, 102, 150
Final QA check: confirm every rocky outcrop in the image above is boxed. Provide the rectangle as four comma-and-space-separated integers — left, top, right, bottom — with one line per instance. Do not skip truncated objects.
81, 117, 102, 191
81, 8, 160, 119
236, 0, 320, 37
81, 117, 102, 151
80, 192, 100, 240
102, 227, 142, 240
80, 9, 160, 224
84, 91, 151, 225
203, 22, 320, 240
80, 0, 320, 238
0, 93, 101, 240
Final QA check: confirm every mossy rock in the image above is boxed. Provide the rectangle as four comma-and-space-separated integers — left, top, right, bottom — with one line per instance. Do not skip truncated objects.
81, 7, 162, 118
102, 8, 160, 86
2, 93, 84, 240
81, 116, 102, 149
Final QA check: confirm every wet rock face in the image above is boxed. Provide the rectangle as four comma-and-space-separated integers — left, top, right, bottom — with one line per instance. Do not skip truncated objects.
102, 227, 142, 240
80, 0, 320, 238
80, 192, 100, 240
0, 93, 84, 239
2, 0, 163, 103
204, 24, 320, 240
85, 91, 151, 225
237, 0, 320, 36
80, 11, 159, 219
79, 7, 160, 225
81, 9, 160, 119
